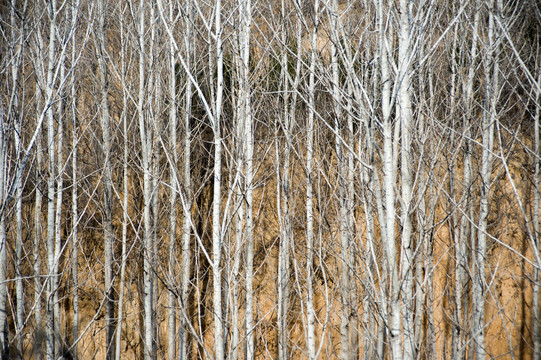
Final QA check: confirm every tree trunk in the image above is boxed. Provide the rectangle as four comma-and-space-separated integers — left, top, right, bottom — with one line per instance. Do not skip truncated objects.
45, 2, 58, 357
115, 8, 128, 360
305, 1, 319, 357
398, 0, 415, 358
533, 28, 541, 360
167, 1, 178, 359
212, 2, 225, 358
96, 0, 115, 357
472, 2, 498, 358
180, 2, 193, 357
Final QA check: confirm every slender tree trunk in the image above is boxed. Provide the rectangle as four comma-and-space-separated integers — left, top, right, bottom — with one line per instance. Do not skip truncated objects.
237, 0, 254, 357
473, 2, 498, 358
179, 2, 193, 357
11, 0, 26, 355
115, 10, 128, 360
455, 4, 479, 358
0, 81, 9, 360
529, 26, 541, 360
68, 3, 81, 359
378, 0, 401, 357
71, 31, 79, 359
45, 2, 58, 357
305, 1, 320, 357
96, 0, 115, 357
137, 1, 155, 358
276, 5, 301, 359
53, 58, 65, 356
212, 2, 225, 358
34, 89, 44, 360
398, 0, 415, 358
167, 1, 178, 358
329, 1, 351, 357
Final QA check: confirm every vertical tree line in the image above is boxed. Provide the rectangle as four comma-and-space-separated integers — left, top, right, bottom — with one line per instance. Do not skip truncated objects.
0, 0, 540, 359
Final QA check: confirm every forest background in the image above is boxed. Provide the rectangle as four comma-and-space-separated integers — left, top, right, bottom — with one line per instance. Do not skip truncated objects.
0, 0, 540, 359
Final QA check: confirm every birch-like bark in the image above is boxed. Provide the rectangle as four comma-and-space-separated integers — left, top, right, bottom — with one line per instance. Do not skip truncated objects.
238, 0, 255, 357
378, 0, 401, 357
53, 58, 65, 357
212, 2, 225, 358
231, 157, 244, 360
179, 1, 193, 357
472, 1, 498, 358
11, 0, 26, 355
414, 23, 428, 358
136, 1, 155, 358
96, 0, 115, 357
71, 17, 79, 356
45, 2, 58, 357
454, 3, 479, 358
33, 85, 44, 360
277, 8, 302, 358
305, 1, 319, 357
398, 0, 415, 358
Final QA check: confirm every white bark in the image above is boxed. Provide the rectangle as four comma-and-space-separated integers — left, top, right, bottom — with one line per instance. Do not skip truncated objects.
166, 2, 178, 359
328, 1, 350, 358
179, 2, 193, 357
53, 58, 64, 357
71, 29, 79, 359
45, 2, 58, 358
238, 0, 254, 357
167, 28, 177, 360
455, 3, 479, 358
34, 89, 44, 360
398, 0, 415, 358
11, 0, 26, 355
136, 1, 155, 358
305, 1, 320, 357
378, 0, 401, 357
472, 1, 498, 358
277, 8, 302, 358
212, 2, 225, 359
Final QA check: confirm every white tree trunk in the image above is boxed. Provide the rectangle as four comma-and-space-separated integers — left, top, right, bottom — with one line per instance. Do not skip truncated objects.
305, 1, 319, 357
473, 2, 498, 358
180, 2, 193, 357
34, 91, 44, 360
45, 2, 58, 357
11, 0, 26, 355
398, 0, 415, 358
53, 58, 65, 357
136, 1, 155, 358
455, 4, 479, 358
378, 0, 401, 357
212, 2, 225, 359
237, 0, 254, 357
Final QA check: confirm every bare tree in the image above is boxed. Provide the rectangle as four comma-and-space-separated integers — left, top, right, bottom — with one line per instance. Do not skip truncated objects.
95, 0, 116, 357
